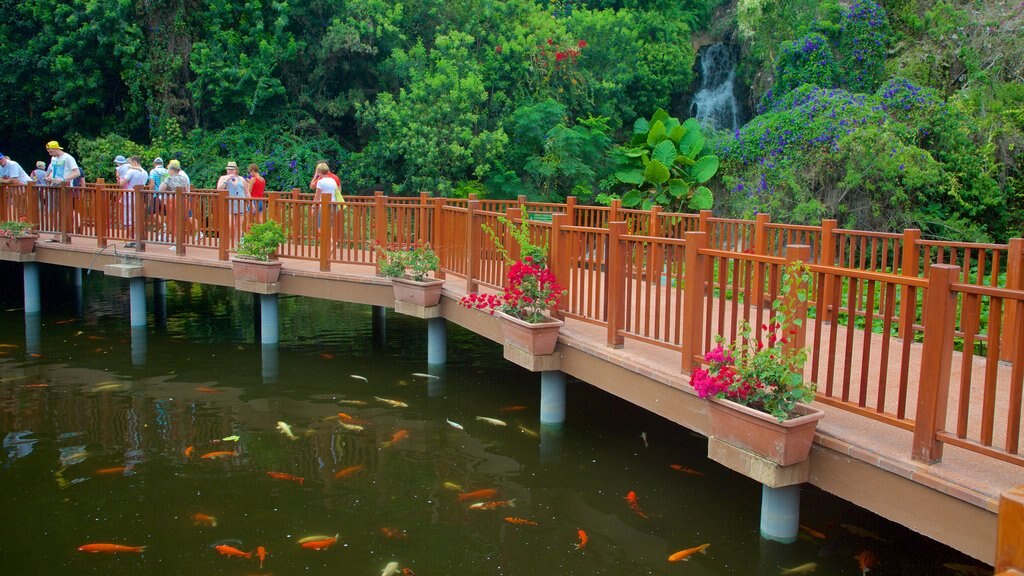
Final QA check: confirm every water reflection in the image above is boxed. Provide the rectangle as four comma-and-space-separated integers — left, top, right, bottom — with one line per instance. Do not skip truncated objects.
0, 267, 994, 575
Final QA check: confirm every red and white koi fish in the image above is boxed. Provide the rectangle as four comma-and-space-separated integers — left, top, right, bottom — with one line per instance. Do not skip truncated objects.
625, 491, 648, 518
468, 499, 516, 510
256, 545, 268, 568
299, 534, 338, 550
855, 550, 876, 575
668, 543, 710, 562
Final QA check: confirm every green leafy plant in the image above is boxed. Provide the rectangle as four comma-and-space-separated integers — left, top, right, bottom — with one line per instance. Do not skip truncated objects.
691, 261, 816, 421
376, 243, 440, 282
610, 109, 718, 212
236, 220, 286, 261
482, 213, 548, 266
0, 219, 35, 238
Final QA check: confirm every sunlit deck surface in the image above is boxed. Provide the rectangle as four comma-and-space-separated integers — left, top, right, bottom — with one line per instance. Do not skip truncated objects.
29, 234, 1023, 564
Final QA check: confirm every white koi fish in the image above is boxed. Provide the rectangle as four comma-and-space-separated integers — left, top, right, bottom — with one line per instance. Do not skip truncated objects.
475, 416, 507, 427
381, 561, 401, 576
411, 372, 439, 379
339, 422, 364, 432
374, 396, 409, 408
276, 421, 298, 440
350, 375, 368, 382
446, 419, 464, 430
780, 562, 818, 575
337, 399, 368, 406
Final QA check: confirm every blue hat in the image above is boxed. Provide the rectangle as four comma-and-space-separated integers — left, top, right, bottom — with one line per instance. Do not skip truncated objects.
114, 155, 127, 165
0, 153, 6, 159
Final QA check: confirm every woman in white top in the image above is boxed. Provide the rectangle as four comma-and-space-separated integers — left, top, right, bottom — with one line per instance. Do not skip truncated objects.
309, 162, 339, 201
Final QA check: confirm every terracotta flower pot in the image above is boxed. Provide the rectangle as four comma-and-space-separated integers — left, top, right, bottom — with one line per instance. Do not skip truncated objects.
496, 310, 563, 356
392, 276, 444, 307
0, 234, 38, 254
231, 257, 282, 283
707, 397, 824, 466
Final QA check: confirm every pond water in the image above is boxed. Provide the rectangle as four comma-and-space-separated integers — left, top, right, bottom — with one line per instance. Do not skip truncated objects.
0, 263, 992, 575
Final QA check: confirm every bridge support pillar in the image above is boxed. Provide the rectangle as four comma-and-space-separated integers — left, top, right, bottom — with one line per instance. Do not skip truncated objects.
540, 370, 566, 425
131, 326, 147, 367
262, 344, 279, 384
153, 279, 167, 329
25, 312, 41, 357
760, 484, 801, 544
260, 294, 279, 345
427, 317, 447, 365
23, 262, 41, 314
372, 305, 386, 347
129, 277, 146, 327
72, 267, 83, 316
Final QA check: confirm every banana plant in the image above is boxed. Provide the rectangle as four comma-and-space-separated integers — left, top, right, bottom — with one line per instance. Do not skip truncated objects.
612, 109, 718, 212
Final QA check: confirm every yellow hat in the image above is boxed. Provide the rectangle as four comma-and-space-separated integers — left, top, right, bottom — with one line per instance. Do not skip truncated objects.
167, 159, 181, 170
46, 140, 63, 150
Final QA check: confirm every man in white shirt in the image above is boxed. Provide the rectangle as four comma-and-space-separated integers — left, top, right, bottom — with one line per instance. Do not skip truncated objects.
44, 141, 81, 185
0, 153, 31, 184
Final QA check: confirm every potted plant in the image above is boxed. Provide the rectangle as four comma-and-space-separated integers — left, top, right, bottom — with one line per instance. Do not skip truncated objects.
0, 218, 38, 254
460, 215, 566, 355
691, 261, 823, 466
378, 243, 444, 307
232, 220, 286, 283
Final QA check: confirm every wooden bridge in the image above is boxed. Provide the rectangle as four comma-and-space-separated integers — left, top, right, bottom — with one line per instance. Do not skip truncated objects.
2, 181, 1024, 567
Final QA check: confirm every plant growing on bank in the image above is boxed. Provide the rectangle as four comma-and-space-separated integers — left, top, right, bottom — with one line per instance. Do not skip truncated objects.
0, 218, 35, 238
377, 243, 440, 282
236, 220, 286, 261
691, 261, 816, 421
609, 109, 718, 212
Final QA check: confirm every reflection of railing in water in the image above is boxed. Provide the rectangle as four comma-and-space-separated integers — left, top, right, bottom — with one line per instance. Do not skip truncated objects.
3, 182, 1024, 470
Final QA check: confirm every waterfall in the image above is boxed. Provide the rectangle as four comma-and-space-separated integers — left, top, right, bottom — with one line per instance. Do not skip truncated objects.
689, 43, 741, 132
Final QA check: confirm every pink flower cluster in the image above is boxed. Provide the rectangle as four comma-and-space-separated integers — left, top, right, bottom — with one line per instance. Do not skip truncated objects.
460, 257, 565, 324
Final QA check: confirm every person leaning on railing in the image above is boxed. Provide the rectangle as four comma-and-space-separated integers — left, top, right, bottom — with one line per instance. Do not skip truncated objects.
0, 152, 31, 185
157, 159, 194, 245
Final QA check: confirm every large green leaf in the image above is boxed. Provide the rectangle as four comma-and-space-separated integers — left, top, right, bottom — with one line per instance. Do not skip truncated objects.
668, 178, 688, 198
686, 135, 706, 158
633, 117, 650, 135
652, 140, 677, 167
689, 185, 713, 210
629, 133, 647, 146
678, 118, 703, 154
646, 120, 666, 147
644, 159, 670, 185
615, 168, 645, 185
623, 147, 646, 158
651, 108, 670, 124
622, 189, 643, 207
691, 155, 719, 183
668, 124, 685, 144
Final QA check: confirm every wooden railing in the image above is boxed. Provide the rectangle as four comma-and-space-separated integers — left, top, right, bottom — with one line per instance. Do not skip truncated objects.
3, 182, 1024, 469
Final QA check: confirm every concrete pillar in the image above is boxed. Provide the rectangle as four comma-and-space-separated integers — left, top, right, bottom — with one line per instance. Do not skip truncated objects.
24, 312, 41, 357
153, 279, 167, 329
260, 294, 279, 345
540, 370, 566, 425
760, 484, 801, 544
23, 262, 40, 314
372, 305, 386, 347
427, 317, 447, 365
131, 326, 147, 367
261, 344, 279, 384
129, 277, 147, 327
72, 268, 84, 317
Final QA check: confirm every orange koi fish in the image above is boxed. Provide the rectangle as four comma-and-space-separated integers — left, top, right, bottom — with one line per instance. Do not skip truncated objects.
334, 465, 365, 479
184, 446, 195, 458
95, 466, 130, 475
458, 488, 497, 502
87, 335, 105, 341
504, 517, 539, 526
625, 491, 648, 518
382, 429, 408, 448
336, 412, 356, 422
468, 499, 516, 510
380, 527, 408, 539
215, 544, 251, 559
201, 450, 236, 459
402, 569, 417, 576
668, 543, 710, 562
499, 405, 528, 412
319, 353, 334, 360
195, 386, 222, 394
799, 524, 827, 540
267, 471, 304, 486
669, 464, 706, 477
192, 513, 217, 527
256, 545, 268, 568
78, 543, 146, 553
299, 535, 337, 550
855, 549, 876, 574
576, 529, 588, 550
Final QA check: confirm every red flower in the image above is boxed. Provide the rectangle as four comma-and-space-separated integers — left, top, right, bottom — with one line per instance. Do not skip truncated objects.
547, 38, 554, 45
555, 51, 566, 62
495, 45, 503, 54
577, 40, 587, 48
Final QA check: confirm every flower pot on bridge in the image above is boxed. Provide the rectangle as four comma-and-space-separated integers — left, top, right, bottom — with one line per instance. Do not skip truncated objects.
231, 257, 282, 284
0, 234, 38, 254
707, 398, 824, 466
496, 310, 563, 356
392, 276, 444, 307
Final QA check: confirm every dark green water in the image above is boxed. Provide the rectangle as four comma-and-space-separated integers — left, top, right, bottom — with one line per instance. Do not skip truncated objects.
0, 263, 991, 575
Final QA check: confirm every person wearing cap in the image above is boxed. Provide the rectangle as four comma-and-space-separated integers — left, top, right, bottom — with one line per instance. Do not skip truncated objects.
217, 161, 247, 226
114, 155, 129, 181
0, 153, 31, 184
44, 141, 81, 186
31, 161, 47, 186
159, 160, 193, 244
149, 157, 168, 190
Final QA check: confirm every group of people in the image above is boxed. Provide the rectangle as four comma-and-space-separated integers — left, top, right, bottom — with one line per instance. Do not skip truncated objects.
0, 141, 83, 187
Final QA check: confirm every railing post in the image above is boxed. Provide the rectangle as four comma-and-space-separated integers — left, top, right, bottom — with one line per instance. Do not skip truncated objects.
374, 191, 387, 248
609, 198, 621, 228
752, 212, 770, 307
506, 208, 523, 263
319, 193, 332, 272
418, 192, 431, 245
1002, 238, 1024, 363
432, 197, 446, 280
898, 229, 922, 339
133, 185, 145, 250
174, 188, 185, 255
648, 205, 663, 286
784, 244, 811, 353
564, 196, 577, 226
97, 184, 109, 249
550, 213, 568, 320
912, 263, 958, 463
466, 199, 480, 292
290, 188, 301, 250
996, 486, 1024, 574
820, 219, 837, 323
26, 183, 40, 235
218, 189, 229, 261
699, 209, 713, 234
605, 221, 627, 348
517, 194, 527, 213
681, 231, 708, 373
59, 182, 71, 243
